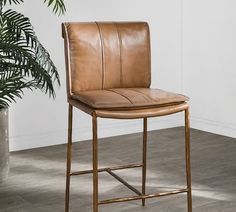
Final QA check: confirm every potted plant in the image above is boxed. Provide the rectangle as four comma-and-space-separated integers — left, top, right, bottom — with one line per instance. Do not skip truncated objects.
0, 0, 65, 182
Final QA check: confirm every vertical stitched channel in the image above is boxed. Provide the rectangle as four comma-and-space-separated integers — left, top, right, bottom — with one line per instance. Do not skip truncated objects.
95, 22, 105, 89
114, 22, 123, 87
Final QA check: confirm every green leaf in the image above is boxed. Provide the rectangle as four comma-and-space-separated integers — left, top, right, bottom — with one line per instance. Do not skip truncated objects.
43, 0, 66, 15
0, 9, 60, 107
1, 0, 66, 16
2, 0, 24, 6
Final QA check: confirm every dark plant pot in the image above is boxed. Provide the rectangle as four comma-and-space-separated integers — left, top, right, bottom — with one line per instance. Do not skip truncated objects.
0, 107, 9, 182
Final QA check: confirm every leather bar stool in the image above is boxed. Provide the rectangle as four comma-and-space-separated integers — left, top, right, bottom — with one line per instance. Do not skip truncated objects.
62, 22, 192, 212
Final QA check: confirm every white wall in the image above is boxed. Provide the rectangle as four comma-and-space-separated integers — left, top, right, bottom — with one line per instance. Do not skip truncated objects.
9, 0, 236, 151
183, 0, 236, 137
9, 0, 184, 151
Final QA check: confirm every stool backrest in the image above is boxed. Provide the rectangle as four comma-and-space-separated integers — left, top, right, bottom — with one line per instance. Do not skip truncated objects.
62, 22, 151, 97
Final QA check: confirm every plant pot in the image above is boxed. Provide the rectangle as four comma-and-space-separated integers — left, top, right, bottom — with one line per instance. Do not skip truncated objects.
0, 107, 9, 182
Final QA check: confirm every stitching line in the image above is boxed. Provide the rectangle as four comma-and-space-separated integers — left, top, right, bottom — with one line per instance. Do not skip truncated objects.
128, 88, 156, 102
107, 89, 133, 104
95, 22, 105, 89
114, 22, 123, 87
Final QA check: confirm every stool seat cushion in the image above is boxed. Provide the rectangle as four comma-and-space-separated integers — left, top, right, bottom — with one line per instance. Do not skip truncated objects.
71, 88, 188, 109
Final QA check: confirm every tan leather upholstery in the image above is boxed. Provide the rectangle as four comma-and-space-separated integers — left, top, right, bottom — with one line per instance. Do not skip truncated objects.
62, 22, 189, 118
62, 22, 151, 95
72, 88, 188, 109
95, 102, 189, 119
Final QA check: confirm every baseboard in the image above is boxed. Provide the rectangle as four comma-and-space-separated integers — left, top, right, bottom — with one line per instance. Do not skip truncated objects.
10, 114, 183, 151
191, 116, 236, 138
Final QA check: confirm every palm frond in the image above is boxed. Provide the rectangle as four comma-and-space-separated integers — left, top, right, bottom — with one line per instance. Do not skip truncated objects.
1, 10, 35, 46
0, 9, 60, 107
0, 70, 33, 108
43, 0, 66, 15
2, 0, 66, 16
2, 0, 24, 6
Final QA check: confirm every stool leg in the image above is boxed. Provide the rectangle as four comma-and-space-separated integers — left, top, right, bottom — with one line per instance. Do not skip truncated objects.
65, 104, 73, 212
142, 118, 148, 206
92, 114, 99, 212
185, 108, 192, 212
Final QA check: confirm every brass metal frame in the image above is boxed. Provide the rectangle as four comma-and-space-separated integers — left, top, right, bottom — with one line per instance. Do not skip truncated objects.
185, 108, 192, 211
65, 104, 192, 212
142, 117, 147, 206
65, 104, 73, 212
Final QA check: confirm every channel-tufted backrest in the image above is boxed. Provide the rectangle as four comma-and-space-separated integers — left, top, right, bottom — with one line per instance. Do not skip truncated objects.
62, 22, 151, 97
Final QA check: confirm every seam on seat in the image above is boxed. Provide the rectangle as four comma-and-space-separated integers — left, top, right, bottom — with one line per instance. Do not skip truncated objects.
114, 22, 123, 87
130, 88, 188, 103
128, 88, 154, 102
95, 22, 105, 89
107, 89, 134, 104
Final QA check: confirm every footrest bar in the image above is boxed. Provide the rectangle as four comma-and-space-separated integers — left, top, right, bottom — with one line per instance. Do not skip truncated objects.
106, 169, 142, 196
99, 188, 188, 205
70, 163, 143, 176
